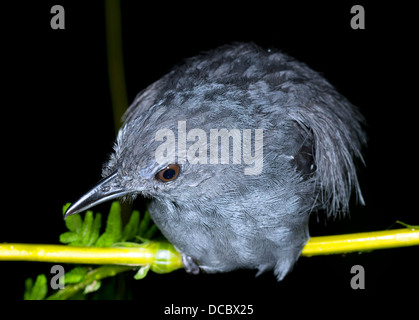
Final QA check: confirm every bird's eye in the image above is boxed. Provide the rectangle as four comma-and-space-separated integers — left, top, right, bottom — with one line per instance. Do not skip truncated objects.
156, 164, 180, 182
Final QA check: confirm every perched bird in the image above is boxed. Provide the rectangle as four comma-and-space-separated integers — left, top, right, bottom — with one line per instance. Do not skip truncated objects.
65, 43, 365, 280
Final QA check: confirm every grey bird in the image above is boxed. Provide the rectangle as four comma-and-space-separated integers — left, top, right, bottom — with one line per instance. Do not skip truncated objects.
65, 43, 365, 281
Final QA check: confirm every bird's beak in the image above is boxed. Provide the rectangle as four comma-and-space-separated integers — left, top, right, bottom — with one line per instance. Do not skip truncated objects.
64, 172, 130, 219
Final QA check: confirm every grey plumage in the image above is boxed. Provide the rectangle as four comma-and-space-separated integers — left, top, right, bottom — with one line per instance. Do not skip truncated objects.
66, 42, 366, 281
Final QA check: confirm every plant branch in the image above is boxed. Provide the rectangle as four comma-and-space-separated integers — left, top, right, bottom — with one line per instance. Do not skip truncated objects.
105, 0, 128, 134
301, 227, 419, 256
46, 265, 132, 300
0, 242, 183, 273
1, 228, 418, 268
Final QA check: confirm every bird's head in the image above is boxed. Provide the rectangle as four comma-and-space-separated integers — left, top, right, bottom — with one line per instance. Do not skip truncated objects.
64, 104, 217, 218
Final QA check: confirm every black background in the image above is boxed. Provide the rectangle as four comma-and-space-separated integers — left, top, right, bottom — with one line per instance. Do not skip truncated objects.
1, 0, 418, 314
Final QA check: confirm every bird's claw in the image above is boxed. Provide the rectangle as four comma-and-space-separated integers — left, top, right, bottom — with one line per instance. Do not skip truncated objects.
182, 254, 200, 275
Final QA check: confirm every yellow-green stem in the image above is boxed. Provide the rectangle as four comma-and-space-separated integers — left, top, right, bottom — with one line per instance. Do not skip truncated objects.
0, 242, 183, 273
1, 229, 418, 270
301, 228, 419, 256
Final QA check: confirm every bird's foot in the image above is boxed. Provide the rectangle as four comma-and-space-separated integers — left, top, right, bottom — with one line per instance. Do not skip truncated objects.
182, 254, 200, 275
